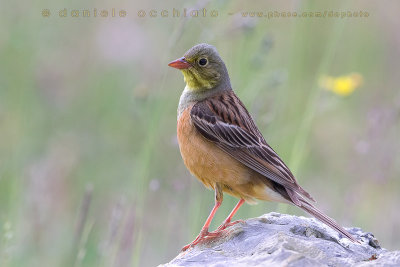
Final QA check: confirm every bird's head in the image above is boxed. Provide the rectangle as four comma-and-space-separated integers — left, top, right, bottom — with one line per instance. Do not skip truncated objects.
168, 43, 230, 91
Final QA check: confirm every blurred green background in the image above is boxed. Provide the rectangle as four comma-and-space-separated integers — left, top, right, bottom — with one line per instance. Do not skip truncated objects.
1, 0, 399, 266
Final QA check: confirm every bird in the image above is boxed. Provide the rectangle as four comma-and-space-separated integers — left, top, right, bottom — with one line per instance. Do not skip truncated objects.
168, 43, 358, 251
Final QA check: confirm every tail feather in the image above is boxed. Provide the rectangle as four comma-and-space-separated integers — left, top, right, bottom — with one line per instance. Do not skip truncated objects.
297, 187, 316, 202
274, 184, 359, 243
297, 198, 360, 243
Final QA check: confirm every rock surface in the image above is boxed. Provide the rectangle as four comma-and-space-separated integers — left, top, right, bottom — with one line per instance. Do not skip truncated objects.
161, 212, 399, 267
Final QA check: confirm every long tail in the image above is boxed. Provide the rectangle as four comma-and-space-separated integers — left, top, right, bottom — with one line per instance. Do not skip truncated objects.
276, 184, 360, 243
296, 197, 360, 243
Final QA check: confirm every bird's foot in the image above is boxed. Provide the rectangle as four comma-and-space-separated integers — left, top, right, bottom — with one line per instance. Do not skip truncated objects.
181, 229, 222, 251
214, 219, 245, 232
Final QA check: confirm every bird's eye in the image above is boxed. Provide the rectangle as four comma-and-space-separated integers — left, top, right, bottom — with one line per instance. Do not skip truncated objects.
198, 58, 208, 66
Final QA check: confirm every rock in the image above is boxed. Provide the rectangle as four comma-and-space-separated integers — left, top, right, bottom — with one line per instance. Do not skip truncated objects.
161, 212, 399, 267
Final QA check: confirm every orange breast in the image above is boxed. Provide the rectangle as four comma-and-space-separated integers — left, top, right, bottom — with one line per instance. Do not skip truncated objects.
177, 106, 277, 203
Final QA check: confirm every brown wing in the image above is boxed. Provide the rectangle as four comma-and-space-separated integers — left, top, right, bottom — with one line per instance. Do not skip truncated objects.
190, 90, 314, 202
190, 90, 362, 243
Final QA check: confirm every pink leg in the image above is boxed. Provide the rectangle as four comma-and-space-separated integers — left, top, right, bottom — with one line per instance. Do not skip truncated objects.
181, 201, 221, 251
215, 199, 245, 231
182, 186, 224, 251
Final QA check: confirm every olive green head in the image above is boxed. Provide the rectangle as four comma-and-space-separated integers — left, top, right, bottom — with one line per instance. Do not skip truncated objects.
168, 43, 231, 91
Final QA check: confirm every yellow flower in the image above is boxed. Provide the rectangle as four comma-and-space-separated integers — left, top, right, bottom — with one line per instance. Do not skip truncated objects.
319, 73, 363, 96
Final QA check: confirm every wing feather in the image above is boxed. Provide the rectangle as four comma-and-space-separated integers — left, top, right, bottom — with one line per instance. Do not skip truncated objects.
190, 91, 314, 202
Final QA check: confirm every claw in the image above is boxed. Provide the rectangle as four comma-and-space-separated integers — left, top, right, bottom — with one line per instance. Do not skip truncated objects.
181, 230, 208, 251
216, 219, 245, 231
181, 230, 224, 251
